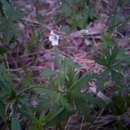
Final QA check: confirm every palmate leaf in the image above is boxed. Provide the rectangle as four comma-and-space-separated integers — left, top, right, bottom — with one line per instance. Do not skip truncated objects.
46, 106, 64, 122
96, 70, 109, 91
37, 96, 53, 112
58, 0, 96, 31
0, 0, 23, 21
59, 95, 74, 111
3, 5, 23, 21
0, 64, 16, 94
45, 106, 64, 124
71, 73, 94, 94
60, 3, 74, 17
53, 50, 79, 86
74, 13, 87, 28
99, 46, 120, 68
109, 46, 120, 66
0, 17, 19, 43
46, 106, 72, 126
42, 69, 57, 77
34, 87, 58, 97
65, 69, 79, 89
116, 47, 130, 61
0, 0, 23, 43
95, 43, 122, 69
84, 93, 104, 107
111, 70, 124, 87
100, 34, 116, 49
34, 86, 60, 111
18, 103, 34, 121
74, 95, 94, 121
94, 54, 108, 67
108, 94, 130, 115
74, 92, 104, 121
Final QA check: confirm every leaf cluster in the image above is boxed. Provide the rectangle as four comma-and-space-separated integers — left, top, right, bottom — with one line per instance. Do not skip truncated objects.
107, 0, 130, 33
94, 35, 130, 91
93, 35, 130, 129
0, 0, 24, 43
0, 65, 38, 130
34, 49, 103, 127
55, 0, 97, 33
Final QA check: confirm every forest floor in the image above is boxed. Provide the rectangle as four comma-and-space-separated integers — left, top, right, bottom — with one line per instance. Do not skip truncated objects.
4, 0, 130, 129
12, 0, 130, 89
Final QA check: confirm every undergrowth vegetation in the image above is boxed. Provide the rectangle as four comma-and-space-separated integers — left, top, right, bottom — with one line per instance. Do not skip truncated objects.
0, 0, 130, 130
55, 0, 97, 33
107, 0, 130, 33
1, 37, 130, 129
0, 0, 24, 43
